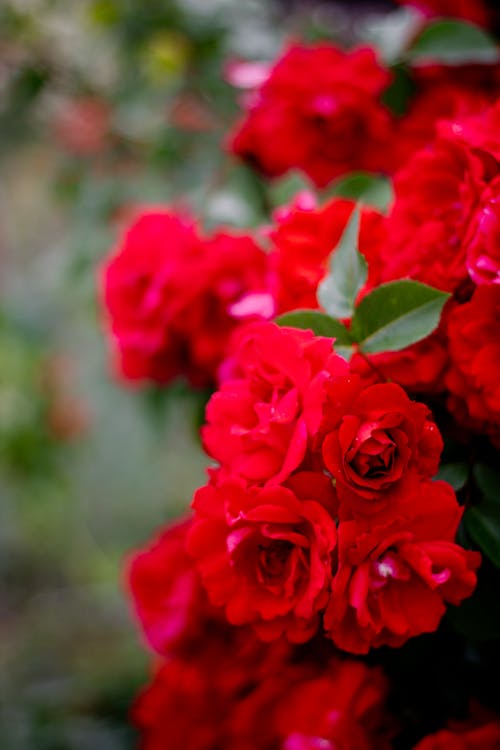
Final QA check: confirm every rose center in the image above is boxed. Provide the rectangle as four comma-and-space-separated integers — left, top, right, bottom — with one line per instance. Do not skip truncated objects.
257, 540, 293, 582
351, 434, 396, 479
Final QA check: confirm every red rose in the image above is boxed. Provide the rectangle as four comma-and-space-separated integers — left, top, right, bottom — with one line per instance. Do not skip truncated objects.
100, 209, 272, 387
133, 629, 291, 750
412, 720, 500, 750
127, 518, 223, 658
465, 175, 500, 286
229, 43, 393, 187
269, 192, 387, 314
203, 322, 348, 484
439, 99, 500, 164
324, 480, 480, 654
276, 659, 392, 750
188, 472, 337, 642
445, 286, 500, 446
350, 333, 448, 396
320, 380, 443, 516
393, 78, 492, 171
378, 136, 487, 293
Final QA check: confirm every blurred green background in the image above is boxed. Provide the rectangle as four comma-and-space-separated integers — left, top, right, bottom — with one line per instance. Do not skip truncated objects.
0, 0, 397, 746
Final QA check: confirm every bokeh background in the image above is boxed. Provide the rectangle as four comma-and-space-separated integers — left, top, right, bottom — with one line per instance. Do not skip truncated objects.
0, 1, 404, 747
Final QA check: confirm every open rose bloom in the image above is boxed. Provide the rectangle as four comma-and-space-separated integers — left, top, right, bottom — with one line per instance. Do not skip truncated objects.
95, 7, 500, 749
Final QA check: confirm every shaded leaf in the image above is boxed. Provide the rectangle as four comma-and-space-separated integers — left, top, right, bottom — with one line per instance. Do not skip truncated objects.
447, 557, 500, 641
407, 20, 499, 66
436, 463, 469, 491
351, 280, 449, 354
464, 465, 500, 569
326, 172, 393, 213
268, 170, 314, 208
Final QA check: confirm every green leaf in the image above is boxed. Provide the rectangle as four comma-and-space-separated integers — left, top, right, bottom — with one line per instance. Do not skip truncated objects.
326, 172, 393, 213
407, 20, 499, 66
464, 465, 500, 569
474, 464, 500, 502
317, 206, 367, 319
268, 171, 314, 208
381, 64, 415, 117
350, 280, 449, 354
447, 557, 500, 641
436, 462, 469, 491
275, 310, 352, 343
465, 503, 500, 569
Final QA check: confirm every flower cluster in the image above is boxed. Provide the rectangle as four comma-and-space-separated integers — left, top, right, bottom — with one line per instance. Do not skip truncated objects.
188, 322, 479, 653
95, 12, 500, 748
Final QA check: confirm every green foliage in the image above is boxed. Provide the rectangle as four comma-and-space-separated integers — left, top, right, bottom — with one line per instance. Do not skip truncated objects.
275, 310, 351, 342
407, 19, 499, 66
464, 465, 500, 569
350, 280, 449, 354
317, 206, 367, 319
436, 463, 469, 492
268, 171, 314, 208
326, 172, 393, 213
381, 64, 415, 117
448, 557, 500, 641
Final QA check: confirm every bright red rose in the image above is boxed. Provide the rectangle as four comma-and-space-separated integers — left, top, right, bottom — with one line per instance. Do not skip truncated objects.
324, 480, 480, 654
350, 333, 448, 395
445, 286, 500, 446
100, 209, 272, 387
127, 518, 223, 658
320, 379, 443, 516
412, 720, 500, 750
269, 192, 387, 313
439, 99, 500, 165
229, 43, 393, 187
204, 322, 348, 484
465, 175, 500, 285
188, 473, 337, 642
393, 80, 492, 170
379, 136, 487, 293
276, 659, 393, 750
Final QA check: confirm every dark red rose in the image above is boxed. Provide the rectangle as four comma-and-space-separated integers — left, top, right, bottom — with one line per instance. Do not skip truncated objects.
465, 175, 500, 286
188, 473, 337, 642
204, 322, 348, 485
412, 719, 500, 750
127, 517, 224, 658
229, 43, 393, 187
320, 380, 443, 516
268, 192, 387, 314
445, 286, 500, 446
276, 659, 393, 750
324, 480, 480, 654
100, 209, 272, 387
132, 629, 292, 750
